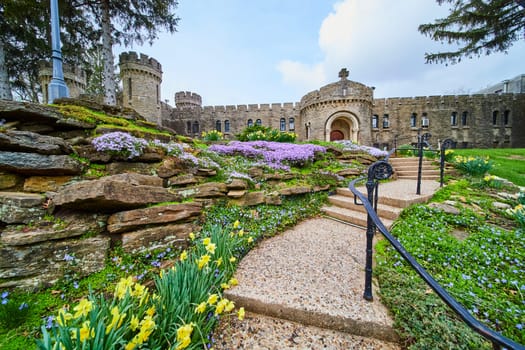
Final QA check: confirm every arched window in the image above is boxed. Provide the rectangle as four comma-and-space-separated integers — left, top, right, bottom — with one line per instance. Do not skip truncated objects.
247, 119, 253, 127
280, 118, 286, 131
382, 114, 390, 128
410, 113, 417, 128
372, 115, 378, 129
289, 117, 295, 130
192, 121, 199, 134
256, 119, 262, 126
224, 120, 230, 132
421, 113, 429, 127
450, 112, 458, 126
503, 110, 510, 125
215, 120, 221, 132
186, 121, 191, 134
492, 111, 499, 125
461, 111, 468, 126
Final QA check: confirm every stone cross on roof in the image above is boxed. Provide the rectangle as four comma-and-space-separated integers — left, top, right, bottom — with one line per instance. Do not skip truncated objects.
338, 68, 349, 80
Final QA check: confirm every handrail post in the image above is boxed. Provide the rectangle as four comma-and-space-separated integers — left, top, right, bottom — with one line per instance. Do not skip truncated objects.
363, 160, 393, 301
440, 138, 454, 187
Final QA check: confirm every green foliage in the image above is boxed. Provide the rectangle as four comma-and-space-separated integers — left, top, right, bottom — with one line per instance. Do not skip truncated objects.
201, 130, 223, 141
452, 149, 525, 186
376, 191, 525, 347
453, 155, 493, 177
236, 125, 296, 142
397, 144, 415, 157
0, 295, 30, 330
419, 0, 525, 65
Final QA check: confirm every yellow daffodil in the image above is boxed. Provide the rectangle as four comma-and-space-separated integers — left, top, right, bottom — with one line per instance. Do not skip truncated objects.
215, 257, 223, 267
233, 220, 240, 229
132, 283, 146, 299
57, 308, 73, 326
197, 254, 211, 269
115, 276, 134, 299
247, 237, 253, 243
180, 250, 188, 261
215, 298, 228, 315
225, 300, 235, 313
137, 316, 155, 343
73, 298, 93, 319
229, 277, 238, 286
129, 315, 140, 331
79, 321, 94, 342
189, 232, 195, 240
221, 283, 230, 290
205, 242, 216, 254
203, 237, 211, 246
176, 323, 194, 350
194, 302, 207, 314
238, 229, 244, 237
229, 256, 237, 263
125, 340, 138, 350
237, 307, 245, 320
146, 305, 156, 317
207, 294, 218, 305
106, 306, 126, 334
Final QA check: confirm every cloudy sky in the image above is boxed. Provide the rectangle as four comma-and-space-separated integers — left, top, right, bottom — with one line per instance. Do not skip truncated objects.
116, 0, 525, 106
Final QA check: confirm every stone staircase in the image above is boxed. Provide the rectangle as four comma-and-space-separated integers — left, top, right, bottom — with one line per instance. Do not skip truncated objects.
215, 179, 441, 349
389, 156, 440, 180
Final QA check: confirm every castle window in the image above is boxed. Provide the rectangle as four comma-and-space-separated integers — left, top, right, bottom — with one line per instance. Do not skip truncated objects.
156, 84, 159, 104
280, 118, 286, 131
410, 113, 417, 128
382, 114, 389, 128
492, 111, 498, 125
461, 111, 468, 126
215, 120, 221, 132
372, 115, 378, 128
503, 110, 510, 125
289, 117, 295, 131
450, 112, 458, 126
421, 113, 429, 128
256, 119, 262, 126
247, 119, 253, 127
224, 120, 230, 132
192, 121, 199, 134
186, 121, 191, 134
128, 78, 132, 100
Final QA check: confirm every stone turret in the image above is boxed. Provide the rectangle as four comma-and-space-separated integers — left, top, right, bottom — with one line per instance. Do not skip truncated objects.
175, 91, 202, 109
119, 51, 163, 124
38, 61, 86, 103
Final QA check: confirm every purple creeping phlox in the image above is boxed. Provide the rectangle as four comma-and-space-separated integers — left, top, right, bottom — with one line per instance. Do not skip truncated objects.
209, 141, 326, 170
335, 140, 389, 158
92, 132, 148, 159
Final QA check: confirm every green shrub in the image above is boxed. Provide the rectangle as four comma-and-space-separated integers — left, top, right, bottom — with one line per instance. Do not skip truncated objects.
201, 130, 223, 141
397, 144, 415, 157
453, 155, 493, 177
236, 125, 296, 143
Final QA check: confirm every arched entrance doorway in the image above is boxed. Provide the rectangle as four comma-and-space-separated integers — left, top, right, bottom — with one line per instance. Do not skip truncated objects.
325, 112, 359, 142
330, 130, 344, 141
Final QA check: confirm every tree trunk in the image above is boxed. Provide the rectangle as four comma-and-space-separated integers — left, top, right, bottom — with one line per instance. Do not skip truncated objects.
0, 40, 13, 101
101, 0, 116, 105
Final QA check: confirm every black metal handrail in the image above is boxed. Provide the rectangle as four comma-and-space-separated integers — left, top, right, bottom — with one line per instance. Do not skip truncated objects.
349, 160, 525, 350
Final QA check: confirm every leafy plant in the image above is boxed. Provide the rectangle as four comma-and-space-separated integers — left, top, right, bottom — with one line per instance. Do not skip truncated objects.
237, 125, 296, 143
201, 130, 224, 141
453, 155, 493, 177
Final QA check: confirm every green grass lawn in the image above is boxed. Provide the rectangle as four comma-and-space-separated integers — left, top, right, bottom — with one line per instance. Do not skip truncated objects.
452, 148, 525, 186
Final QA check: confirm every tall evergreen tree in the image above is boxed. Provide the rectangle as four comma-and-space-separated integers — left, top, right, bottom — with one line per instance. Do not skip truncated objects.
74, 0, 180, 105
419, 0, 525, 64
0, 0, 96, 101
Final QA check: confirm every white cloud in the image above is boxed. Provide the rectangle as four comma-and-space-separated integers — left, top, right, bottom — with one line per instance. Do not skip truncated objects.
276, 60, 326, 92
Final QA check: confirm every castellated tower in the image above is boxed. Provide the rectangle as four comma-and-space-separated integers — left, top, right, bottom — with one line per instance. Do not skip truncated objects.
119, 51, 162, 124
175, 91, 202, 109
38, 61, 86, 103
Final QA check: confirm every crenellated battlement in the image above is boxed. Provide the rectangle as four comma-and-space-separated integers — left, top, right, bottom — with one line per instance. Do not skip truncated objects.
187, 101, 299, 113
175, 91, 202, 109
373, 93, 521, 107
119, 51, 162, 76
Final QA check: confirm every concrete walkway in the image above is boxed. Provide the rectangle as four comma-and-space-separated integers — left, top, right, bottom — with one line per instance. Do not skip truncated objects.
214, 179, 441, 349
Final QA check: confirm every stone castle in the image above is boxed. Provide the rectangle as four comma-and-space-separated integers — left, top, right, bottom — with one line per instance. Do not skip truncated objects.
40, 51, 525, 149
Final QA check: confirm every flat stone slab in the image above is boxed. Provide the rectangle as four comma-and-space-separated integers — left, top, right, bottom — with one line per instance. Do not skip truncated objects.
214, 312, 401, 350
225, 218, 399, 343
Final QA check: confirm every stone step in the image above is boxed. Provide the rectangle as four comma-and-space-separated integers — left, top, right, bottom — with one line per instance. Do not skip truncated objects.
396, 169, 440, 176
327, 194, 401, 220
393, 165, 438, 171
397, 175, 440, 180
224, 218, 400, 345
213, 312, 401, 350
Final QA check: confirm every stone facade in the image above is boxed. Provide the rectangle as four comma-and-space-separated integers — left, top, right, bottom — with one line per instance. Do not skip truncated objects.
119, 52, 163, 125
160, 66, 525, 149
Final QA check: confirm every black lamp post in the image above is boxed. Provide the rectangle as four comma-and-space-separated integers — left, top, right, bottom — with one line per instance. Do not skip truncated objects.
47, 0, 69, 103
